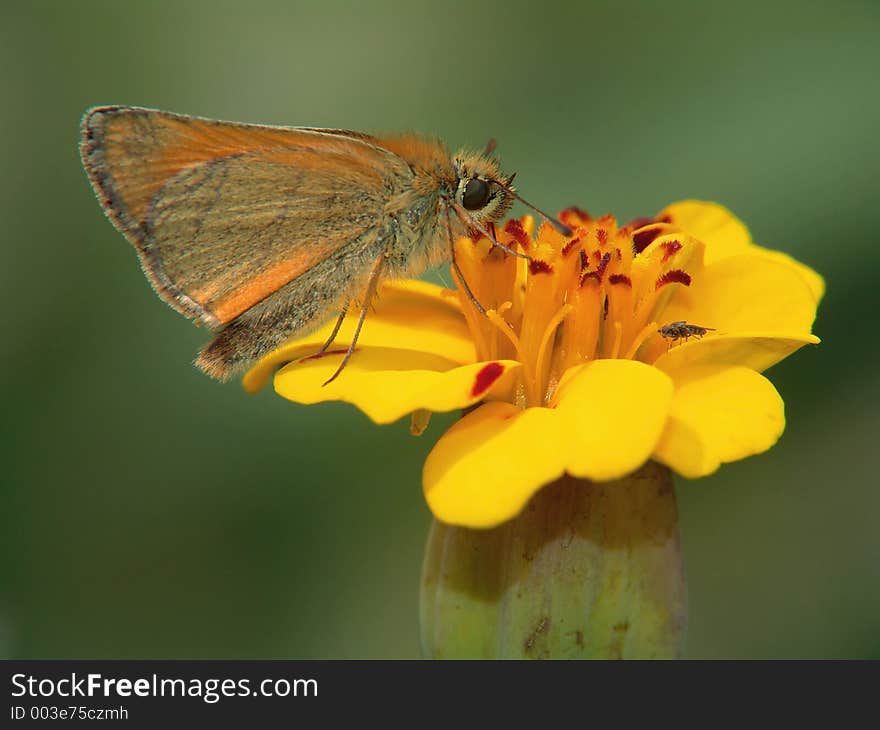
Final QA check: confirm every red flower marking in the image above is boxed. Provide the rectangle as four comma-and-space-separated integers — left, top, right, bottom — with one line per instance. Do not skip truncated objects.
468, 228, 482, 242
661, 239, 682, 262
529, 260, 553, 275
503, 219, 531, 250
626, 215, 656, 229
580, 251, 611, 286
561, 236, 582, 257
608, 274, 632, 287
471, 362, 505, 397
655, 269, 692, 290
579, 249, 589, 271
633, 227, 662, 254
595, 251, 612, 278
559, 206, 591, 226
596, 228, 608, 245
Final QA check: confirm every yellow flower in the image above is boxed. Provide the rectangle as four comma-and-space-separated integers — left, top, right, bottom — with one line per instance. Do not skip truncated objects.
244, 201, 822, 529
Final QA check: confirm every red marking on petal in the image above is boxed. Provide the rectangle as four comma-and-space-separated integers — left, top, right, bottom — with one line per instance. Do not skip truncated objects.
603, 295, 609, 319
561, 235, 581, 257
529, 259, 553, 275
655, 269, 692, 290
468, 228, 482, 242
627, 216, 655, 229
560, 206, 591, 225
609, 274, 632, 287
299, 348, 350, 363
658, 214, 673, 224
661, 239, 683, 262
503, 219, 531, 250
579, 249, 589, 271
471, 362, 504, 397
615, 247, 622, 261
596, 228, 608, 245
633, 227, 662, 254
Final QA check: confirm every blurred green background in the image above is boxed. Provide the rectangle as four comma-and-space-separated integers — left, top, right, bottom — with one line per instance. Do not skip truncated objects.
1, 0, 877, 659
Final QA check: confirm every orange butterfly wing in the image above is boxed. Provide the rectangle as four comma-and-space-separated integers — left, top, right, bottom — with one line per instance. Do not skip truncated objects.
81, 107, 413, 326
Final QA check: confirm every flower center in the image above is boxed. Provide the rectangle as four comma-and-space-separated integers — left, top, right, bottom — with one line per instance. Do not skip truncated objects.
451, 209, 700, 408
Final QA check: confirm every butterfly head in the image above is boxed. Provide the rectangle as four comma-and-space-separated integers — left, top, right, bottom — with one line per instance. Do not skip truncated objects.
449, 152, 516, 227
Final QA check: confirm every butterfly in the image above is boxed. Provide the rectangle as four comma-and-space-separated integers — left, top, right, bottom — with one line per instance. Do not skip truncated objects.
81, 106, 567, 382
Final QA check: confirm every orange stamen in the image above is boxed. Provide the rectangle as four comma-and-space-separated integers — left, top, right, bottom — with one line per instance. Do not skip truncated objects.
624, 321, 658, 361
535, 304, 573, 404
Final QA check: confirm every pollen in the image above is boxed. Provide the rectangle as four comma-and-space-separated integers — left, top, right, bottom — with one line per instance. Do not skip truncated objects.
452, 213, 700, 407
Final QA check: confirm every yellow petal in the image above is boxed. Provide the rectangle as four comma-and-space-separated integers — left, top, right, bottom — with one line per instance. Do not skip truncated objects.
653, 332, 820, 374
273, 350, 521, 424
423, 402, 567, 528
748, 247, 825, 303
653, 365, 785, 478
425, 360, 675, 527
555, 359, 675, 481
661, 200, 824, 301
660, 200, 753, 263
643, 253, 820, 366
243, 279, 473, 393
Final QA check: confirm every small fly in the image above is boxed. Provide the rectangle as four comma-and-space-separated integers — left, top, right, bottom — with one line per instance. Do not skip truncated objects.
658, 321, 716, 347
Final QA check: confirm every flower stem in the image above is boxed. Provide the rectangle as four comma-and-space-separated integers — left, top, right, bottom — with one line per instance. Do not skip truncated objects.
419, 462, 687, 659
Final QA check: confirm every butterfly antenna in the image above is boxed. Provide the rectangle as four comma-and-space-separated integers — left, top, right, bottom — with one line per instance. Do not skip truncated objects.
494, 179, 572, 237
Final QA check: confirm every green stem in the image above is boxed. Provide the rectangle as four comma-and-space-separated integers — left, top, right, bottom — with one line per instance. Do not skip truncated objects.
420, 462, 687, 659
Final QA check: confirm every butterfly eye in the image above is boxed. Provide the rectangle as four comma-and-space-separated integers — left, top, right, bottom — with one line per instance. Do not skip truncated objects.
462, 178, 491, 210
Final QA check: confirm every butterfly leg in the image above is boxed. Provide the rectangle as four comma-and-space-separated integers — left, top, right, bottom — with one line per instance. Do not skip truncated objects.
452, 257, 486, 316
316, 305, 348, 354
322, 255, 385, 386
450, 202, 529, 260
445, 207, 486, 315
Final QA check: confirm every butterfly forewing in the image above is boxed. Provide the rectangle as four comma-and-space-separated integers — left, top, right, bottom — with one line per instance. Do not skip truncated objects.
81, 107, 413, 326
